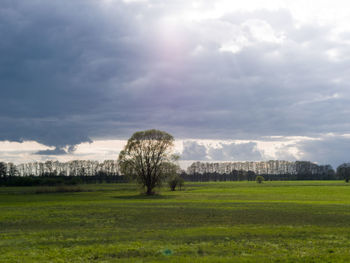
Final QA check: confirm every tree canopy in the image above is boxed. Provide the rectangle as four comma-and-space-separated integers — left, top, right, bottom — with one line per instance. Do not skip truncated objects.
337, 164, 350, 182
118, 129, 176, 195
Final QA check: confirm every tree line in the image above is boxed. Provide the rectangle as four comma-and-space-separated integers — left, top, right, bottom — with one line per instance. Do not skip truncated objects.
0, 162, 127, 186
181, 169, 338, 182
1, 129, 350, 192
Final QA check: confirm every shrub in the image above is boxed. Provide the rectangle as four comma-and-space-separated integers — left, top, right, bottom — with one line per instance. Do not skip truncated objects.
256, 175, 265, 184
168, 175, 185, 191
178, 176, 184, 190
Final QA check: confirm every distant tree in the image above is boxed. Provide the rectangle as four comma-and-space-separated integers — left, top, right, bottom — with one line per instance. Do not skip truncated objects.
178, 176, 184, 190
96, 171, 107, 177
78, 167, 86, 177
256, 175, 265, 184
162, 160, 180, 184
45, 161, 53, 174
247, 171, 256, 181
8, 163, 17, 177
118, 129, 175, 195
58, 171, 67, 177
0, 162, 7, 179
168, 176, 178, 191
337, 164, 350, 183
167, 172, 184, 191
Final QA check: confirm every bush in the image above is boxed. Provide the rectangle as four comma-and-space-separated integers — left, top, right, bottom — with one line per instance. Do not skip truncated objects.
168, 175, 184, 191
256, 175, 265, 184
178, 177, 184, 190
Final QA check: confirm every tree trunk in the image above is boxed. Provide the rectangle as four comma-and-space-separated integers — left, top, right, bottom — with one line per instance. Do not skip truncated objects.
146, 185, 153, 195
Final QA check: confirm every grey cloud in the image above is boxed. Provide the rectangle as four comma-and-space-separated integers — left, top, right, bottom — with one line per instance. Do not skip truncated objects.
36, 145, 76, 155
207, 142, 263, 161
181, 141, 208, 160
296, 136, 350, 168
0, 0, 150, 147
36, 147, 68, 155
1, 0, 350, 165
181, 141, 263, 161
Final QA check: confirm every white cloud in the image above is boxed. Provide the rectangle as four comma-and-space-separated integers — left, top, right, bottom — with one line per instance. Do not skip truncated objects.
0, 141, 51, 152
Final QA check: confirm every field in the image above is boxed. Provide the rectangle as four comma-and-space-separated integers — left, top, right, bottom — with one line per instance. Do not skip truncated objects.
1, 181, 350, 262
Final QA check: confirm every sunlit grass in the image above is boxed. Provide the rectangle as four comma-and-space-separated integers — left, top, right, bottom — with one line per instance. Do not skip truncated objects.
1, 181, 350, 262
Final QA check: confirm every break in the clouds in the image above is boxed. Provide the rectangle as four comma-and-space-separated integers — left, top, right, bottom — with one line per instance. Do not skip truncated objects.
1, 0, 350, 165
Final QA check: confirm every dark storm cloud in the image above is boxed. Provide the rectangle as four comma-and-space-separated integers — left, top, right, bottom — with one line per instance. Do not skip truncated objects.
0, 0, 150, 147
1, 0, 350, 157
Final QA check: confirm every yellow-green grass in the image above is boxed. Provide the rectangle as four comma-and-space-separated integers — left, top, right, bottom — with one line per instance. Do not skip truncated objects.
1, 181, 350, 262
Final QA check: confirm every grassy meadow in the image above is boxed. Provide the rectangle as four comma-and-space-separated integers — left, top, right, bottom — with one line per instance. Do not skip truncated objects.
1, 181, 350, 262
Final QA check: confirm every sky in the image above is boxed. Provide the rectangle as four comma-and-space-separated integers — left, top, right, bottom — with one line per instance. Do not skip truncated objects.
1, 0, 350, 169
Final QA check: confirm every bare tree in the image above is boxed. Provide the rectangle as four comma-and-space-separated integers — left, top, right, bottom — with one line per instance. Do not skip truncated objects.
0, 162, 7, 178
118, 129, 175, 195
8, 163, 17, 177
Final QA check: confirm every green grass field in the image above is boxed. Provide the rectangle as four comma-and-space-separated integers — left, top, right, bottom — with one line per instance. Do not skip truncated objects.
1, 181, 350, 262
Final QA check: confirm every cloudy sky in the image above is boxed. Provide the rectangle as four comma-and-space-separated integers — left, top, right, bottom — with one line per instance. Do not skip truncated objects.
1, 0, 350, 168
